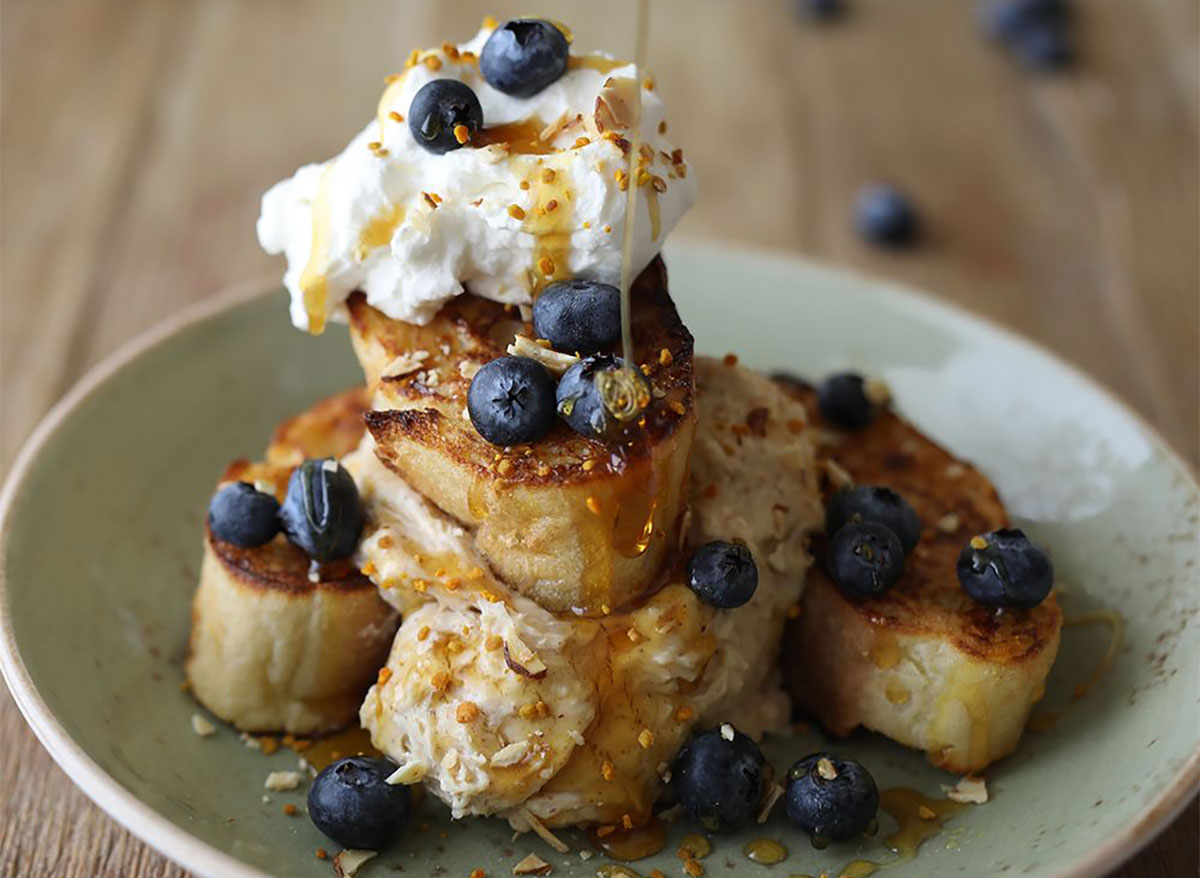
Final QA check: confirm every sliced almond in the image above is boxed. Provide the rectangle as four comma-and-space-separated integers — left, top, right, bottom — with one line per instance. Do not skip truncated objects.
518, 807, 570, 853
942, 774, 988, 804
513, 852, 553, 875
333, 849, 377, 877
190, 713, 216, 737
507, 335, 579, 376
503, 638, 548, 679
385, 761, 427, 785
490, 740, 530, 767
264, 770, 303, 791
592, 76, 638, 132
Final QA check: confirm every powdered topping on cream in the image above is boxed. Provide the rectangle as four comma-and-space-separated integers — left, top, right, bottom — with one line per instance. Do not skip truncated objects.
257, 21, 696, 332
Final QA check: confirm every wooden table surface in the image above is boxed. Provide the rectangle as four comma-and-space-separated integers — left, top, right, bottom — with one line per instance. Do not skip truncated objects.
1, 1, 1196, 875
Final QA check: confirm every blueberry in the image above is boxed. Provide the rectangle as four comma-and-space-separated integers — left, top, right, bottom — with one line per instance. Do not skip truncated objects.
957, 527, 1054, 609
207, 482, 280, 547
1015, 21, 1072, 71
468, 356, 557, 446
532, 279, 621, 354
480, 19, 570, 98
308, 756, 411, 850
827, 521, 905, 599
826, 485, 921, 553
978, 0, 1068, 42
556, 354, 649, 441
279, 458, 364, 562
854, 184, 919, 246
687, 541, 759, 609
785, 753, 879, 842
816, 372, 880, 429
674, 725, 765, 834
408, 79, 483, 154
796, 0, 845, 20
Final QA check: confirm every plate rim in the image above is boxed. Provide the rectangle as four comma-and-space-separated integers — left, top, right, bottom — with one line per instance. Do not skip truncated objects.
0, 245, 1195, 878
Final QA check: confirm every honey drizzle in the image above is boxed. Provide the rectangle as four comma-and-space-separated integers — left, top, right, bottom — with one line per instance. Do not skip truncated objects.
375, 70, 411, 141
1064, 611, 1122, 700
592, 0, 654, 427
743, 838, 788, 865
1028, 609, 1123, 732
472, 119, 556, 154
290, 726, 381, 771
523, 160, 573, 293
300, 163, 336, 334
617, 0, 650, 373
567, 55, 627, 74
588, 817, 666, 861
880, 788, 965, 859
644, 185, 661, 242
356, 204, 405, 260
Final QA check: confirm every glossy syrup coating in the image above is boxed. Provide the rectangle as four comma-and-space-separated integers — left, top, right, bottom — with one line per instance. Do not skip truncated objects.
957, 527, 1054, 609
279, 458, 364, 562
785, 752, 879, 841
408, 79, 483, 154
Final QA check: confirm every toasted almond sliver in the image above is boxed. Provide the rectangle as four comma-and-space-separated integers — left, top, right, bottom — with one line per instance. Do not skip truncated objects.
507, 335, 579, 376
264, 770, 303, 791
190, 713, 216, 737
943, 774, 989, 804
333, 849, 377, 878
512, 852, 553, 875
385, 761, 427, 785
490, 740, 530, 767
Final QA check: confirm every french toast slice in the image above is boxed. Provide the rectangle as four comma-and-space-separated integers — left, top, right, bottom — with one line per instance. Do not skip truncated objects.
186, 388, 400, 735
779, 380, 1062, 774
348, 258, 696, 614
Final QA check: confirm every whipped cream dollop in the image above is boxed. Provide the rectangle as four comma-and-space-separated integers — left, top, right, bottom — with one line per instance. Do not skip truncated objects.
257, 23, 696, 331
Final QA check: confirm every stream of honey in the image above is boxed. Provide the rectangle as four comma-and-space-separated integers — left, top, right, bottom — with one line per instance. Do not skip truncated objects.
1028, 609, 1123, 732
596, 0, 653, 424
298, 164, 336, 335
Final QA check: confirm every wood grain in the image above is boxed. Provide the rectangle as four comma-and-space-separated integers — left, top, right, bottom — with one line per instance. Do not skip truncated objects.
1, 1, 1195, 876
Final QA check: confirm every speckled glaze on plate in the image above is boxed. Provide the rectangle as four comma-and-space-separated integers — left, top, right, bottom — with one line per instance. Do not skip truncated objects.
1, 244, 1196, 878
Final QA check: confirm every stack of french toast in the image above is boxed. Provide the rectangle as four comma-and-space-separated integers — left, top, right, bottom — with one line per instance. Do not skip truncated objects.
187, 254, 1061, 829
187, 15, 1062, 847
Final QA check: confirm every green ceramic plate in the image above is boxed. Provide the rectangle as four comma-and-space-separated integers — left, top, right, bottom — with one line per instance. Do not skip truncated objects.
2, 244, 1197, 878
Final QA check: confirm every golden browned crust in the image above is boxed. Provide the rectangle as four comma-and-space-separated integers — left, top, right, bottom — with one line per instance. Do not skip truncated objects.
779, 380, 1063, 772
348, 258, 697, 614
187, 387, 397, 736
205, 525, 373, 597
210, 388, 374, 597
266, 386, 369, 465
351, 257, 693, 487
785, 381, 1062, 663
